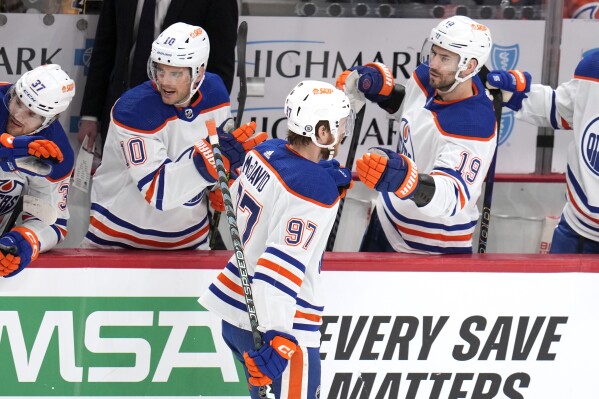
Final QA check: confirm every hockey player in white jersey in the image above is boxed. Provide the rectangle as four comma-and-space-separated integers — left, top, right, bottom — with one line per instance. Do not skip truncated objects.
200, 80, 354, 398
337, 16, 497, 254
487, 50, 599, 253
84, 22, 265, 249
0, 64, 75, 277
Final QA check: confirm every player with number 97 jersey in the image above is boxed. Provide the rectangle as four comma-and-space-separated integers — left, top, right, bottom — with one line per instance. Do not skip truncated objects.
200, 80, 354, 399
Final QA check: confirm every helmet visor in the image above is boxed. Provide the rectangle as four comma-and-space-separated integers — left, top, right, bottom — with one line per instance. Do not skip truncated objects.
338, 109, 355, 144
3, 87, 45, 130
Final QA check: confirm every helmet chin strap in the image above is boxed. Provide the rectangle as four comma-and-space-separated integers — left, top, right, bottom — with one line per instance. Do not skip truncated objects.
436, 68, 476, 95
174, 76, 204, 107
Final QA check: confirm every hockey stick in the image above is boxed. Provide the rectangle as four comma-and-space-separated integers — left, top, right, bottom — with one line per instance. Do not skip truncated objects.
235, 21, 249, 129
325, 103, 366, 251
209, 21, 249, 250
205, 119, 274, 399
478, 89, 502, 253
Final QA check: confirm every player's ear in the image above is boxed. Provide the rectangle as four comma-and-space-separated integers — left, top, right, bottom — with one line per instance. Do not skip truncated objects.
315, 124, 328, 144
466, 58, 478, 75
194, 66, 206, 84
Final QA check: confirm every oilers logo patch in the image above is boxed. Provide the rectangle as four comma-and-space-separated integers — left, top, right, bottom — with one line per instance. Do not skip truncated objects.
0, 179, 24, 216
396, 117, 415, 162
573, 3, 599, 19
580, 116, 599, 176
491, 44, 520, 71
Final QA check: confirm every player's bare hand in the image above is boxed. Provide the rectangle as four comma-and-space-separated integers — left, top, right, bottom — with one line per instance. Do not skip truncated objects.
78, 119, 98, 152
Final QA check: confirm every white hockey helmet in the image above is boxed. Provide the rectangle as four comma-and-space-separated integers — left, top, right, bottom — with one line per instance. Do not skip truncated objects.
285, 80, 354, 159
421, 16, 492, 92
148, 22, 210, 104
7, 64, 75, 133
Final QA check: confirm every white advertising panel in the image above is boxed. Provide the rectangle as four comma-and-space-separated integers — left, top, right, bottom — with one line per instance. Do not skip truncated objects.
1, 266, 597, 398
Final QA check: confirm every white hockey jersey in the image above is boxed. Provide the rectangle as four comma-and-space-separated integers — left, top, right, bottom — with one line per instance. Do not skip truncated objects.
84, 74, 230, 249
376, 64, 497, 254
516, 50, 599, 242
0, 83, 73, 251
199, 139, 342, 347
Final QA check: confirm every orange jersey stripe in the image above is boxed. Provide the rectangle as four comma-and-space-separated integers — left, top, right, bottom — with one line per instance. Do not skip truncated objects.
294, 310, 321, 323
144, 168, 161, 204
567, 186, 599, 224
575, 74, 599, 84
113, 114, 179, 134
257, 257, 303, 287
217, 272, 244, 296
395, 223, 472, 242
89, 216, 208, 248
199, 101, 231, 114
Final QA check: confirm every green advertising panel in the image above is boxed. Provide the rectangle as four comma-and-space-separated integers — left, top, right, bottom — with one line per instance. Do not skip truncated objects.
0, 297, 249, 396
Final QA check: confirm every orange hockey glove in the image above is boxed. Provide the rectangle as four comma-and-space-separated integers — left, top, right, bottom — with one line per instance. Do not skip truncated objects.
357, 147, 418, 199
243, 330, 297, 387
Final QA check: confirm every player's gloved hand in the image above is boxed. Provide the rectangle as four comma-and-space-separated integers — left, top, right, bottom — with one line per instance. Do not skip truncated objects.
486, 70, 532, 112
0, 133, 64, 173
0, 226, 40, 278
218, 119, 267, 171
357, 147, 419, 199
336, 62, 394, 105
319, 159, 354, 199
243, 330, 298, 386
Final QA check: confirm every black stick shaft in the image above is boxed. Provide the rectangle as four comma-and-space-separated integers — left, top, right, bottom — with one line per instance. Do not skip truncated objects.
325, 104, 366, 251
209, 21, 249, 249
206, 121, 275, 399
478, 90, 502, 253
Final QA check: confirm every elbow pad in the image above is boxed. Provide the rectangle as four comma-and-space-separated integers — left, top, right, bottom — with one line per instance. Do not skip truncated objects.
411, 173, 436, 207
377, 84, 406, 114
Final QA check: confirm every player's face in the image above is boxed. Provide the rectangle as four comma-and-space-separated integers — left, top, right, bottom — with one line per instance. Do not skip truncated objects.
6, 96, 44, 136
155, 64, 193, 105
427, 45, 460, 92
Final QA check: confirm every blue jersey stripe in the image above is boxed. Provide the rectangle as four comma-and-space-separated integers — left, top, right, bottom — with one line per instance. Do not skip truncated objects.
156, 166, 166, 211
265, 246, 306, 273
568, 166, 599, 213
382, 193, 477, 231
209, 284, 247, 312
550, 90, 559, 129
91, 203, 208, 238
254, 272, 297, 298
296, 297, 325, 312
85, 232, 139, 249
293, 323, 321, 332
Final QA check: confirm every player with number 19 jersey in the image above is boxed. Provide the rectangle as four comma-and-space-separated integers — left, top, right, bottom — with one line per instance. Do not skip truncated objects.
200, 139, 342, 347
377, 63, 497, 254
84, 75, 230, 249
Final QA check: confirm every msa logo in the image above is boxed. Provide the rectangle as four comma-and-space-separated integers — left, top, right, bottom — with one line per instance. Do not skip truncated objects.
0, 297, 249, 396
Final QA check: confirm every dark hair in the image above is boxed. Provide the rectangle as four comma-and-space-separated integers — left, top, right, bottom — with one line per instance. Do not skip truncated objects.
286, 120, 330, 146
